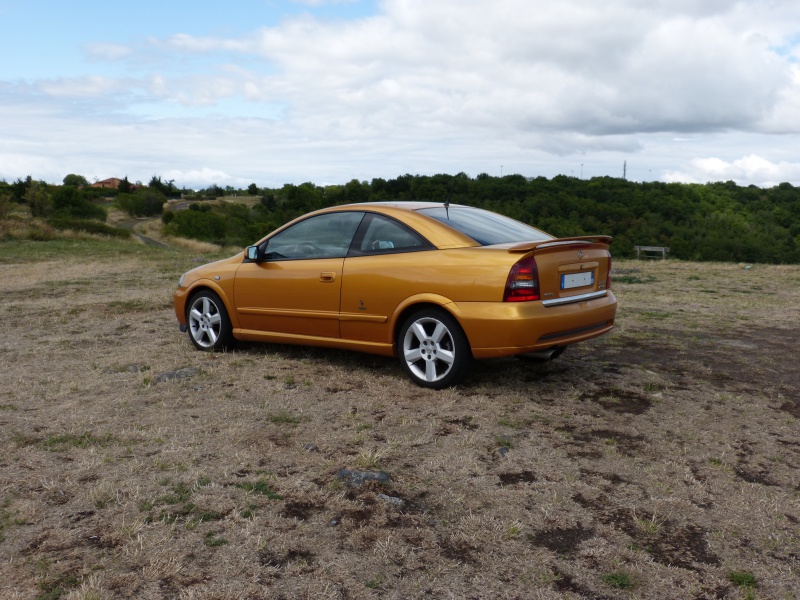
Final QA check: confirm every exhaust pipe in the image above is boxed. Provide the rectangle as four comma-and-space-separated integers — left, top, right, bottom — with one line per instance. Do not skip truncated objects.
519, 348, 557, 361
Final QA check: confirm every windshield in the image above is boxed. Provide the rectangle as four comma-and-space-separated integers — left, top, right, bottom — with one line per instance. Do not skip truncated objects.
418, 206, 553, 245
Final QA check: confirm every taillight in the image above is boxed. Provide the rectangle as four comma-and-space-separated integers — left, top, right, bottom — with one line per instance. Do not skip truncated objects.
504, 256, 540, 302
607, 255, 612, 289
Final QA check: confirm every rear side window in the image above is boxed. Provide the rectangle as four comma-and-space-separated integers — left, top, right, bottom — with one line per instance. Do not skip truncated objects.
418, 206, 552, 245
350, 214, 431, 255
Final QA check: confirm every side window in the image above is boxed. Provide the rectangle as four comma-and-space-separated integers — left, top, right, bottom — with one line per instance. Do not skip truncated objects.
264, 212, 364, 260
356, 214, 430, 254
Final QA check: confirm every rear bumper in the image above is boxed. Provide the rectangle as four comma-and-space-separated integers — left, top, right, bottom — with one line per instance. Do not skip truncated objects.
451, 291, 617, 359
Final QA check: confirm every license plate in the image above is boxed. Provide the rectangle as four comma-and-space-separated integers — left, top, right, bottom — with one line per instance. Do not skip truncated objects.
561, 271, 594, 290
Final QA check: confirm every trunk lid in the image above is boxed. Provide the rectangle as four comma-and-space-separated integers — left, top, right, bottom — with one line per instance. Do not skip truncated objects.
511, 237, 612, 306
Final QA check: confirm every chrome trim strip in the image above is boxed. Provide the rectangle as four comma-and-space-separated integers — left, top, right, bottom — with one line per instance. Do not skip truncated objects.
541, 290, 608, 307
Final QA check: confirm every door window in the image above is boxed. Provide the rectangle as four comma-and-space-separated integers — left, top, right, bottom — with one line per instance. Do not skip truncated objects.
264, 212, 364, 260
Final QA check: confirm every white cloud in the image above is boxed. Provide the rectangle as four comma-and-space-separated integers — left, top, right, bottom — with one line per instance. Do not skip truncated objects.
212, 0, 797, 140
162, 167, 235, 187
701, 154, 796, 184
163, 33, 249, 54
37, 76, 126, 98
85, 42, 133, 62
664, 153, 800, 186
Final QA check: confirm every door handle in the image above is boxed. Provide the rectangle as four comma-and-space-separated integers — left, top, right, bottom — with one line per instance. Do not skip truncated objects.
320, 272, 336, 283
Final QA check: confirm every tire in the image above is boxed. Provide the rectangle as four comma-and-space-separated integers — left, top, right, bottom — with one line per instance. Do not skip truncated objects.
186, 290, 235, 351
397, 308, 472, 389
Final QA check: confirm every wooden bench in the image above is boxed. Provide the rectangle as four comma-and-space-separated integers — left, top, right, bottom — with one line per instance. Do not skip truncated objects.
634, 245, 670, 259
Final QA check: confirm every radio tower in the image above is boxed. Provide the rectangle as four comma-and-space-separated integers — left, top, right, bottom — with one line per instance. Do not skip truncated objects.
623, 161, 627, 180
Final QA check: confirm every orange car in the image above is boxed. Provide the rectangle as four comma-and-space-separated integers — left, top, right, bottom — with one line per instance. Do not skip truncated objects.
174, 202, 616, 388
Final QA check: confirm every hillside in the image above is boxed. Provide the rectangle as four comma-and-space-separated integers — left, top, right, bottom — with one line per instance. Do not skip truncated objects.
164, 175, 800, 263
4, 174, 800, 263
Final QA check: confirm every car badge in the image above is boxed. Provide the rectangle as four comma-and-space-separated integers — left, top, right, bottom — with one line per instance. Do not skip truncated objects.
577, 250, 584, 259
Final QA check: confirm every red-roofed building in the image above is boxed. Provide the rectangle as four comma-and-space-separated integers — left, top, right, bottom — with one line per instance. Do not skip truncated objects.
91, 177, 122, 189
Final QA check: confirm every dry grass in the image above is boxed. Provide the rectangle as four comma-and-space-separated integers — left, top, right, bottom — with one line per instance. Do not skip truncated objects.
164, 237, 228, 255
1, 241, 798, 599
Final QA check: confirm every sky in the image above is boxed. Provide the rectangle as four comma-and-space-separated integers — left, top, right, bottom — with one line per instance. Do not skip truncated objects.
2, 0, 800, 190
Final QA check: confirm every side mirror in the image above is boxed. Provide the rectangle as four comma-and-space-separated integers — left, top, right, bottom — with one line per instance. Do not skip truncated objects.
246, 246, 261, 261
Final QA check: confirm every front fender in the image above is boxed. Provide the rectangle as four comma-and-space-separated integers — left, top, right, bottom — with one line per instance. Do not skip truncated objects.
174, 279, 241, 329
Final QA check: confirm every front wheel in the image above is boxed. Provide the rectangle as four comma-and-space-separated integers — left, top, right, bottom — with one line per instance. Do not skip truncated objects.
397, 308, 472, 389
186, 290, 235, 351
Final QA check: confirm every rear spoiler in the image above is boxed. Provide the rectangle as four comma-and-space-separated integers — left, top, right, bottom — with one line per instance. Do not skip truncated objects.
507, 235, 613, 253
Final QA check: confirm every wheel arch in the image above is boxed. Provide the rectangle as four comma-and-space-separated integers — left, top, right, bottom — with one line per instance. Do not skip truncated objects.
390, 295, 471, 356
184, 281, 240, 329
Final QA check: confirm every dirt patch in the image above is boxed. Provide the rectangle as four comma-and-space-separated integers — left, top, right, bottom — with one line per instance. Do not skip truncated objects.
527, 524, 596, 554
497, 470, 537, 485
581, 388, 653, 414
1, 248, 799, 599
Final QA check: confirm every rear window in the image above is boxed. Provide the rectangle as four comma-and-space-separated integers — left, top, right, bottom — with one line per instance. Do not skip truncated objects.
418, 206, 553, 245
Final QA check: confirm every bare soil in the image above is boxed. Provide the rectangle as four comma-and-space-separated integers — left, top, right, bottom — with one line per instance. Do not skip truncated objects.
1, 242, 798, 599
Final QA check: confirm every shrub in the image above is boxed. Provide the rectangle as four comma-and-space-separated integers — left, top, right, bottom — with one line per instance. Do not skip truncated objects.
165, 209, 226, 244
51, 187, 107, 221
118, 189, 166, 217
25, 181, 51, 217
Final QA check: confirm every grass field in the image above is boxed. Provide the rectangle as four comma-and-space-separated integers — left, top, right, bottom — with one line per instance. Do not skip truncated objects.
1, 236, 798, 599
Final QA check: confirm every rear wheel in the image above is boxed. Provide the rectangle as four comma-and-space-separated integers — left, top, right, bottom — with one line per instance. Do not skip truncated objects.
186, 290, 234, 351
397, 308, 471, 389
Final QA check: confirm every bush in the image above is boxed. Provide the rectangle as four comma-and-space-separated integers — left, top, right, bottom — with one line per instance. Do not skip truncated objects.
51, 187, 107, 221
118, 189, 166, 217
25, 181, 51, 217
83, 186, 117, 200
165, 210, 226, 244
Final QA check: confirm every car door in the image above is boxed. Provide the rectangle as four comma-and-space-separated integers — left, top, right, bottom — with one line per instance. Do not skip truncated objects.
340, 213, 434, 343
233, 212, 364, 338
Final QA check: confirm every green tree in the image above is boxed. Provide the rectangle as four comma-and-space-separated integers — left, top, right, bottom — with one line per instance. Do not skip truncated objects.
119, 176, 133, 194
248, 183, 259, 196
25, 181, 51, 217
149, 175, 179, 197
344, 179, 369, 203
63, 174, 89, 187
11, 176, 32, 203
205, 184, 224, 198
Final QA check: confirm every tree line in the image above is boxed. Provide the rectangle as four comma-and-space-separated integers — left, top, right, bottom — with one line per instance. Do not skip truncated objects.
2, 172, 799, 263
